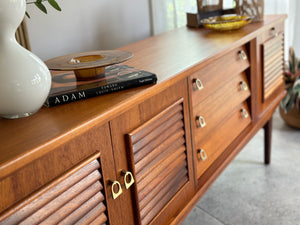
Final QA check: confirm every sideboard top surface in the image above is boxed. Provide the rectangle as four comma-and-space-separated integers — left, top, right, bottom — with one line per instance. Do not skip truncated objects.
0, 15, 286, 176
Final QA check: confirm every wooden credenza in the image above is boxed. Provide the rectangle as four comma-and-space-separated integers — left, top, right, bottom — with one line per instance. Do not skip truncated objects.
0, 15, 286, 225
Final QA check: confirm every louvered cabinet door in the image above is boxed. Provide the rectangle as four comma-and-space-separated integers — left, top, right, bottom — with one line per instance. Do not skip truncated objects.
128, 98, 193, 225
0, 154, 108, 225
109, 79, 195, 225
253, 22, 286, 117
262, 33, 285, 101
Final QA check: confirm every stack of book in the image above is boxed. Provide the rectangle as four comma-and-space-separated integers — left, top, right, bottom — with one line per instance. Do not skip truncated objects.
44, 65, 157, 107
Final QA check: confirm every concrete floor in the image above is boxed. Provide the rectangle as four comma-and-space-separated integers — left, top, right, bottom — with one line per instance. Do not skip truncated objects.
182, 109, 300, 225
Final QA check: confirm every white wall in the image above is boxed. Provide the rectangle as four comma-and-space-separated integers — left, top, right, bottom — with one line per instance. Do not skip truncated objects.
26, 0, 300, 61
293, 1, 300, 56
26, 0, 151, 61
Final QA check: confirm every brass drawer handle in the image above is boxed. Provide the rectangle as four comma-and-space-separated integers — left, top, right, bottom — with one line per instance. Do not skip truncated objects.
121, 170, 135, 189
239, 81, 248, 91
194, 78, 204, 90
109, 179, 123, 200
241, 108, 249, 119
271, 27, 278, 36
197, 149, 207, 161
196, 116, 206, 128
239, 50, 247, 61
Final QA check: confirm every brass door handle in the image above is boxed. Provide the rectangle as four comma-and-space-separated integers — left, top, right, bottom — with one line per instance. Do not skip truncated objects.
194, 78, 204, 90
109, 179, 122, 200
197, 149, 207, 161
196, 116, 206, 128
239, 81, 248, 91
239, 50, 247, 61
121, 170, 135, 189
241, 108, 249, 119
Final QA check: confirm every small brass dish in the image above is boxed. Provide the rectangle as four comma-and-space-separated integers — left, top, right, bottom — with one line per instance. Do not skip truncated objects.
201, 14, 252, 31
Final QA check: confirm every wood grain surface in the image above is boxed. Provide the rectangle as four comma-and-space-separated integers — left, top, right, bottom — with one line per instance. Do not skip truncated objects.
0, 15, 287, 225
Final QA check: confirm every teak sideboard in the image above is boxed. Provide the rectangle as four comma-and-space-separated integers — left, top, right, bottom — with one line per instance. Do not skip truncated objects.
0, 15, 286, 225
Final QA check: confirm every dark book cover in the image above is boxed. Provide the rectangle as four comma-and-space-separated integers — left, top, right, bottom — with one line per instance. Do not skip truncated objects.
44, 65, 157, 107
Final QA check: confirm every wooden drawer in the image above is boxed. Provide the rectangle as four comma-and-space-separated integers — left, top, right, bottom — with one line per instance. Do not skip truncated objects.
192, 72, 250, 142
0, 154, 108, 225
190, 45, 250, 107
261, 22, 284, 43
195, 101, 251, 179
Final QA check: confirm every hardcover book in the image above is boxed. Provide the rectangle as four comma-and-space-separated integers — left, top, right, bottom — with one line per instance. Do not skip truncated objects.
44, 65, 157, 107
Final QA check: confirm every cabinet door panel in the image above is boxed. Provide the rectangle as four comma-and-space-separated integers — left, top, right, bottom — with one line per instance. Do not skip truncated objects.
0, 123, 118, 225
262, 33, 284, 101
127, 99, 190, 225
0, 154, 107, 225
252, 21, 286, 117
0, 125, 111, 213
110, 79, 195, 225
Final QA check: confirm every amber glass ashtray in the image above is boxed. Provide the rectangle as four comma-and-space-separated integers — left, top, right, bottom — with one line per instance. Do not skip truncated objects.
201, 14, 252, 31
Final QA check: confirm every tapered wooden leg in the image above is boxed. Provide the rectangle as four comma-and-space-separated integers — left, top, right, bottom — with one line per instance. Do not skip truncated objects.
263, 117, 273, 164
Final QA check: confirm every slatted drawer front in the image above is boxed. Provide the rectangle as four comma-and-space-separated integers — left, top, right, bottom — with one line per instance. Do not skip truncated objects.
196, 101, 251, 179
190, 45, 250, 107
127, 99, 189, 225
0, 155, 108, 225
263, 33, 284, 101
